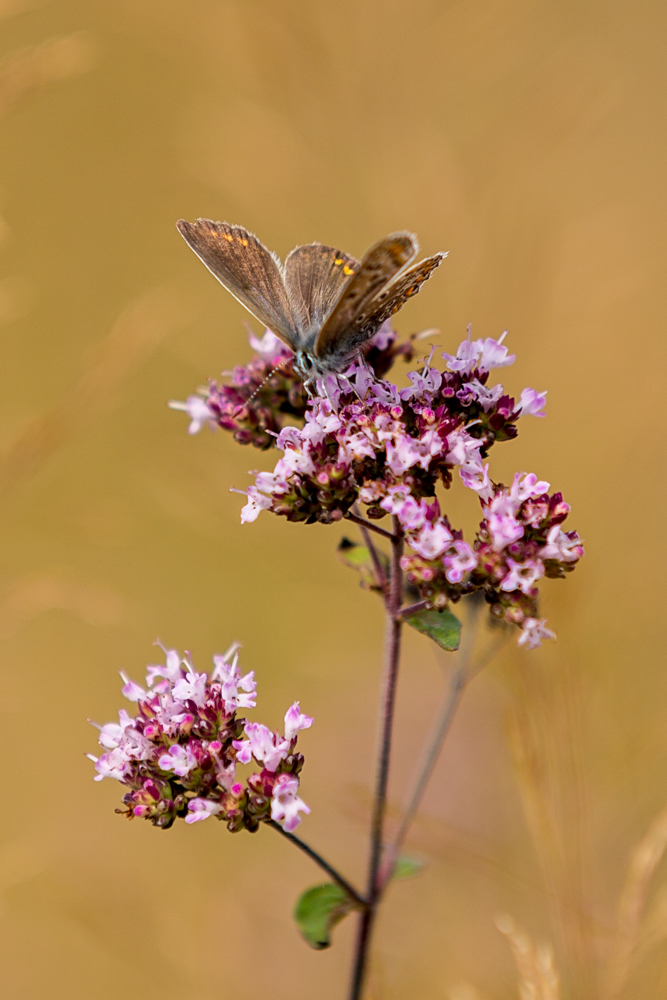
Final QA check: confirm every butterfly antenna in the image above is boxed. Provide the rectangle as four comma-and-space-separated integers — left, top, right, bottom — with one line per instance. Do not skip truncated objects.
233, 356, 293, 416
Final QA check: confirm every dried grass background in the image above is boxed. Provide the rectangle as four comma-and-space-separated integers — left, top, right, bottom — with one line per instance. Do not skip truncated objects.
0, 1, 665, 997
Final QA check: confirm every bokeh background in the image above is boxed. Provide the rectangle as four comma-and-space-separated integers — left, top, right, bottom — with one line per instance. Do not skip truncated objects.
0, 0, 665, 997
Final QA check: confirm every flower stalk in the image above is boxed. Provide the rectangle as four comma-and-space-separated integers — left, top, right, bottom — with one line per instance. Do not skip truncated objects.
349, 517, 404, 1000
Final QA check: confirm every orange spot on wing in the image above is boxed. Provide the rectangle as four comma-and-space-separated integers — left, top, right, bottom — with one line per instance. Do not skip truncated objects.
239, 238, 249, 246
343, 265, 354, 275
334, 258, 343, 265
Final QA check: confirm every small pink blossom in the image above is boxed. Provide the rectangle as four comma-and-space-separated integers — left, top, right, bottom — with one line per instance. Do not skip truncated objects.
119, 672, 146, 703
500, 558, 545, 595
158, 743, 199, 777
248, 328, 286, 360
540, 526, 584, 563
509, 472, 550, 505
443, 540, 478, 583
271, 774, 311, 832
518, 618, 557, 649
185, 798, 223, 823
233, 722, 291, 772
89, 748, 131, 782
172, 669, 208, 708
516, 388, 547, 417
409, 521, 453, 560
168, 396, 217, 435
459, 461, 493, 502
284, 702, 314, 741
488, 512, 524, 551
241, 486, 273, 523
445, 428, 484, 468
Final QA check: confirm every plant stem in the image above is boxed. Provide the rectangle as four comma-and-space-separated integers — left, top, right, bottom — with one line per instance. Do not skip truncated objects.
267, 820, 367, 908
379, 599, 505, 891
397, 598, 429, 619
349, 516, 404, 1000
344, 510, 396, 542
351, 503, 388, 597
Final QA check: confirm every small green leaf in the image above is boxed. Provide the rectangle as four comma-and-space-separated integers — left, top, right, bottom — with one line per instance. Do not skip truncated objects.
293, 883, 356, 950
392, 856, 426, 881
406, 607, 462, 651
337, 538, 388, 592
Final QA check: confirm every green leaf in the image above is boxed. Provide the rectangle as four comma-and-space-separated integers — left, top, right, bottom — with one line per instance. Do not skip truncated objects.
392, 856, 426, 881
337, 537, 388, 592
406, 607, 462, 651
293, 883, 356, 950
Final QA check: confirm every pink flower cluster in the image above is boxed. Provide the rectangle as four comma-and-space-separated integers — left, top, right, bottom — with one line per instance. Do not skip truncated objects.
88, 643, 313, 832
168, 325, 415, 451
172, 327, 583, 647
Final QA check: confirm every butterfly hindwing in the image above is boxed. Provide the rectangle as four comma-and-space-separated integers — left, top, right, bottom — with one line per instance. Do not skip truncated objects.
283, 244, 359, 338
177, 219, 300, 350
354, 252, 448, 343
313, 232, 417, 364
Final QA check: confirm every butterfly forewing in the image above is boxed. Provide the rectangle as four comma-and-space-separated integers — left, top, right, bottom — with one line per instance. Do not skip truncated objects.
314, 232, 417, 363
283, 244, 359, 338
177, 219, 300, 350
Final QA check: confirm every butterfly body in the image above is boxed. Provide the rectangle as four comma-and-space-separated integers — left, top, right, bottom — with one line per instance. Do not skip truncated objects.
177, 219, 447, 394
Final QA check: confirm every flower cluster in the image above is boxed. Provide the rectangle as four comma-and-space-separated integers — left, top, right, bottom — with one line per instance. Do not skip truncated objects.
172, 327, 582, 647
168, 324, 416, 450
88, 643, 313, 832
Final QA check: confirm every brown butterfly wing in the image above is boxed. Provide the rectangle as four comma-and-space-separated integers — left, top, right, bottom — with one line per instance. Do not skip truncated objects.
177, 219, 300, 350
314, 232, 417, 363
315, 249, 447, 369
358, 252, 447, 336
283, 244, 359, 337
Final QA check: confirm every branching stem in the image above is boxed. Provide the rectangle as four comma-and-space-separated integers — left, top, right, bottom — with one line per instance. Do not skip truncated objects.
344, 510, 396, 541
267, 820, 367, 908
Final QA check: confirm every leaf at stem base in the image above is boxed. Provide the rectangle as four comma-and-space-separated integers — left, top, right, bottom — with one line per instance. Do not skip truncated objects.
293, 883, 357, 950
405, 607, 462, 651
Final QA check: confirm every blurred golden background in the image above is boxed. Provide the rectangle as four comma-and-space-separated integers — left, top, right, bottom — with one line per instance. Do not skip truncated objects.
0, 0, 664, 996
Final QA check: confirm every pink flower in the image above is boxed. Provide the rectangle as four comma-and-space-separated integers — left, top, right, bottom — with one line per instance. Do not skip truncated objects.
540, 526, 584, 563
271, 774, 311, 832
516, 388, 547, 417
146, 646, 184, 689
233, 722, 291, 772
409, 521, 453, 560
248, 328, 286, 360
445, 428, 484, 468
158, 743, 199, 777
509, 472, 550, 505
241, 486, 273, 523
518, 618, 557, 649
459, 461, 493, 502
88, 748, 131, 782
488, 512, 524, 551
284, 702, 314, 741
185, 798, 223, 824
119, 672, 146, 703
212, 648, 257, 713
168, 396, 217, 435
500, 558, 545, 595
443, 540, 478, 583
442, 329, 515, 374
172, 669, 208, 708
466, 379, 505, 412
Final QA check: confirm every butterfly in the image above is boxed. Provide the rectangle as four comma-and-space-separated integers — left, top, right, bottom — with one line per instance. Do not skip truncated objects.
177, 219, 447, 394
